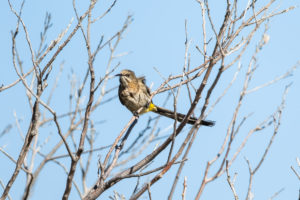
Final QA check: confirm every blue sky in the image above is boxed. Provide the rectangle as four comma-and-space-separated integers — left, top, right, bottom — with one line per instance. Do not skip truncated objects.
0, 0, 299, 199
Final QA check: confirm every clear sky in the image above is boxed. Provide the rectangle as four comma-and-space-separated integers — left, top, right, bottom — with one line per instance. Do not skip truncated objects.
0, 0, 299, 199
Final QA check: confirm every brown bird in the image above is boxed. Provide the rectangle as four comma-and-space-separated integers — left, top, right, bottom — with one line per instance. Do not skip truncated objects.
116, 69, 215, 126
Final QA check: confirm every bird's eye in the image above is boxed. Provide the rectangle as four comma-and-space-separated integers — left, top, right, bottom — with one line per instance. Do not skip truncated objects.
126, 74, 130, 77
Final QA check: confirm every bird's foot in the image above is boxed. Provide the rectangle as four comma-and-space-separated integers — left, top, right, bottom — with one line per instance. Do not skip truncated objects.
133, 111, 140, 118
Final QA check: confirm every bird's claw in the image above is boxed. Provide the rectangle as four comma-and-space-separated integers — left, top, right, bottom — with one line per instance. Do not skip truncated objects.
133, 111, 140, 118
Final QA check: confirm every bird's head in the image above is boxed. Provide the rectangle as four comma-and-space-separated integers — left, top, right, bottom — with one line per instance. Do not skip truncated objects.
116, 69, 136, 86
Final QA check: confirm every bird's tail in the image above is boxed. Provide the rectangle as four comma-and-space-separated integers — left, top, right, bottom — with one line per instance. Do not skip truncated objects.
152, 106, 215, 126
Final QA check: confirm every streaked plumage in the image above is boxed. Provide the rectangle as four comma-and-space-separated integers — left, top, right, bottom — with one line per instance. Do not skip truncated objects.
116, 69, 215, 126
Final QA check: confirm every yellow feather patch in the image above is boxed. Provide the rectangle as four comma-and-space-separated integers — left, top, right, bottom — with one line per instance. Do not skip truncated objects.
141, 103, 157, 114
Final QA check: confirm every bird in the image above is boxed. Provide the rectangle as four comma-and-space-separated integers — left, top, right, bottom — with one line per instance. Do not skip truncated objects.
116, 69, 215, 126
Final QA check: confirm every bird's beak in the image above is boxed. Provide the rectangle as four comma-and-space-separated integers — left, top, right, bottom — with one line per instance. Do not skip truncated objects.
115, 73, 122, 77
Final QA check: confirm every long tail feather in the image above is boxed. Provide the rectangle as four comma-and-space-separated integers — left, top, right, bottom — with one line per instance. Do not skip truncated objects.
153, 106, 215, 126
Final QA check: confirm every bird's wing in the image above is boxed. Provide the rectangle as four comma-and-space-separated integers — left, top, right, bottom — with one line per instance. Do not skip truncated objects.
138, 76, 151, 96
